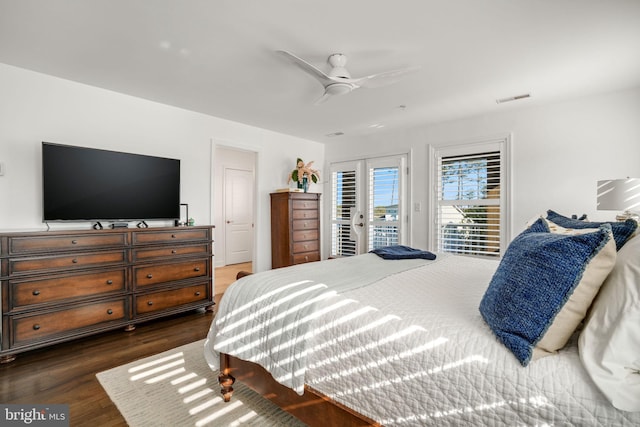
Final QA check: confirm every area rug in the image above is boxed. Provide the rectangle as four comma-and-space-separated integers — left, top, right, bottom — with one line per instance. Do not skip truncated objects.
97, 340, 306, 426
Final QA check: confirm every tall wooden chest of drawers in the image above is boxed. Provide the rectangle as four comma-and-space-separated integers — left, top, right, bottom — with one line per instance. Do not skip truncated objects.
270, 192, 321, 269
0, 226, 214, 362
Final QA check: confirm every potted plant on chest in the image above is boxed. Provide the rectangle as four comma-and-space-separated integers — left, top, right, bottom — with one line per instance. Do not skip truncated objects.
288, 158, 320, 192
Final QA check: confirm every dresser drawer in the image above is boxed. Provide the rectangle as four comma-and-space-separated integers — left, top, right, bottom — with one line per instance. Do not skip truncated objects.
9, 233, 127, 254
10, 268, 126, 309
12, 298, 127, 345
9, 250, 127, 276
132, 244, 210, 262
292, 229, 319, 242
292, 219, 319, 231
292, 209, 318, 220
292, 199, 319, 210
134, 259, 208, 287
292, 252, 320, 265
133, 229, 209, 245
292, 240, 319, 254
135, 284, 208, 315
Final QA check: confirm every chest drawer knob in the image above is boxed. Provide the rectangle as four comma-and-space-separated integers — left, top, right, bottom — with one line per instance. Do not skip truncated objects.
72, 258, 78, 264
147, 301, 153, 306
171, 249, 177, 254
195, 291, 201, 296
171, 234, 177, 238
71, 240, 78, 245
146, 274, 153, 279
32, 290, 40, 296
106, 280, 113, 285
194, 267, 201, 272
33, 324, 41, 330
107, 309, 113, 315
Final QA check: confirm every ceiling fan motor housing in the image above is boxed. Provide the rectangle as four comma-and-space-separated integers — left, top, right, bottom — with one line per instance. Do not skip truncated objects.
327, 53, 351, 79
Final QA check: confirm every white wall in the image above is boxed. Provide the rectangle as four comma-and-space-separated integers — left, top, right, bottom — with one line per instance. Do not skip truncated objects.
0, 63, 325, 273
325, 87, 640, 252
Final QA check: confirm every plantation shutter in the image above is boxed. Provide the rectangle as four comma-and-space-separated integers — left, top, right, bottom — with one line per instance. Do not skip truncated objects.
331, 163, 360, 256
435, 145, 505, 257
330, 155, 407, 257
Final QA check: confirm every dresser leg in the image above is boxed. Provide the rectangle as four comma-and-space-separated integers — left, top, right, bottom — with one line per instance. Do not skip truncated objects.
0, 354, 16, 364
124, 324, 136, 332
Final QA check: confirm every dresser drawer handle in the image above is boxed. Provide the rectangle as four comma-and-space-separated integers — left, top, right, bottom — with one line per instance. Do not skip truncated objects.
107, 309, 113, 315
146, 274, 153, 279
33, 324, 41, 330
147, 301, 153, 306
171, 249, 177, 254
171, 234, 177, 238
304, 255, 309, 261
195, 291, 201, 296
71, 240, 78, 244
304, 244, 308, 249
72, 258, 78, 264
303, 222, 307, 228
32, 290, 40, 296
106, 280, 113, 285
194, 267, 200, 272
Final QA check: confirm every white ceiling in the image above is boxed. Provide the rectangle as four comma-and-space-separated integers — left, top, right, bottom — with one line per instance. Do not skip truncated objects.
1, 0, 639, 143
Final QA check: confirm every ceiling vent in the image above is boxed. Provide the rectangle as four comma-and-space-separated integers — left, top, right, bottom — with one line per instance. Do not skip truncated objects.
496, 93, 531, 104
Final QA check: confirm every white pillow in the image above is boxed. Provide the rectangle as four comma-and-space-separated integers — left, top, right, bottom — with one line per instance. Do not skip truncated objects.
579, 234, 640, 412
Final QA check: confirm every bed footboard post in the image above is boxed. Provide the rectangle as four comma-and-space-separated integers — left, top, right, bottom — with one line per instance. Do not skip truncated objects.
218, 372, 236, 402
219, 353, 236, 402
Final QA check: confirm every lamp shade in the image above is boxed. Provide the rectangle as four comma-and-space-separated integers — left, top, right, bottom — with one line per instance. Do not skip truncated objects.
597, 178, 640, 211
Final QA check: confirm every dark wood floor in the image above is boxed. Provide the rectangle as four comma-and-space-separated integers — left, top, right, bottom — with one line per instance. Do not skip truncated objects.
0, 309, 215, 426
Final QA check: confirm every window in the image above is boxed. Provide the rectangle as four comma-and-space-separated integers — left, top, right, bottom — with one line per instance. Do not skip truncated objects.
430, 137, 510, 257
330, 155, 407, 257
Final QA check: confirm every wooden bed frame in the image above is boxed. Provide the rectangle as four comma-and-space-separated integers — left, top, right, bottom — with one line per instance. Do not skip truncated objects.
218, 271, 379, 426
218, 353, 380, 426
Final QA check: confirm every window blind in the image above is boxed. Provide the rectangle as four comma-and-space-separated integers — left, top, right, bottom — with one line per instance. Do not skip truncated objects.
436, 151, 501, 257
331, 169, 358, 256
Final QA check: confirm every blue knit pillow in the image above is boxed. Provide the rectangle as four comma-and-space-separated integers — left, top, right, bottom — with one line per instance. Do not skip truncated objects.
546, 210, 636, 251
480, 220, 617, 366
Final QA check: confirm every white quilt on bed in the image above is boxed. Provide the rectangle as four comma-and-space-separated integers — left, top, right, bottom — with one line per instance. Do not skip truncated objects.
206, 253, 640, 426
204, 253, 430, 393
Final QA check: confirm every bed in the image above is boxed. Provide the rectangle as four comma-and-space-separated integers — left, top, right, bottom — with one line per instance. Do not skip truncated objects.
204, 213, 640, 426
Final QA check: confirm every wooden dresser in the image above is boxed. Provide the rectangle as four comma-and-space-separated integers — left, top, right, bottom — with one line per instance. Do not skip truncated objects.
270, 192, 321, 269
0, 225, 214, 362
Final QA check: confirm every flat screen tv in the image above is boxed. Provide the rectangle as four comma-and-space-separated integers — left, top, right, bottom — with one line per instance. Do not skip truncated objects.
42, 142, 180, 222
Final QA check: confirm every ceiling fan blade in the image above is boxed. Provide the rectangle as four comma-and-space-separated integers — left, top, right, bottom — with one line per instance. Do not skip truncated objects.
314, 91, 332, 105
277, 50, 334, 86
352, 65, 421, 89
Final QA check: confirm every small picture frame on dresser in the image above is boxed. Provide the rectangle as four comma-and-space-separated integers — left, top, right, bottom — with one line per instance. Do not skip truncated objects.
176, 203, 189, 226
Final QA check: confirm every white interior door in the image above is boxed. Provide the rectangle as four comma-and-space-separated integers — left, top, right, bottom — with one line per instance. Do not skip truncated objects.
224, 168, 253, 264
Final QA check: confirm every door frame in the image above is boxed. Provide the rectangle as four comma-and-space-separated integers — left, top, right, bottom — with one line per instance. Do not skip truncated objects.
212, 143, 257, 268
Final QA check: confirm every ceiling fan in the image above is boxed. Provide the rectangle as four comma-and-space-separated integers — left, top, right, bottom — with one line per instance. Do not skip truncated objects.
277, 50, 420, 105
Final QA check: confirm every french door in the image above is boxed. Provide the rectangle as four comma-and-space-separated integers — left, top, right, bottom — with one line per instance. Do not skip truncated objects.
330, 155, 407, 257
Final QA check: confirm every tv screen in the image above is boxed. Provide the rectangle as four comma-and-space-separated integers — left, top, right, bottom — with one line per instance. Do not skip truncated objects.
42, 142, 180, 222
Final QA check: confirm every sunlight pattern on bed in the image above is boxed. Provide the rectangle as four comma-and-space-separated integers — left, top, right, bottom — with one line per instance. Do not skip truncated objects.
206, 253, 640, 426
